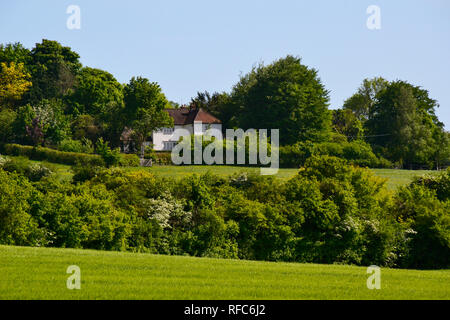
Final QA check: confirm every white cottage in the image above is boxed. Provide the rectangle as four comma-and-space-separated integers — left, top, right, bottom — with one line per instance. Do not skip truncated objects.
120, 107, 222, 153
152, 107, 222, 151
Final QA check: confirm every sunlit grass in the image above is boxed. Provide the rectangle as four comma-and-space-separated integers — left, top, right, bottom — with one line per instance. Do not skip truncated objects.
0, 246, 448, 300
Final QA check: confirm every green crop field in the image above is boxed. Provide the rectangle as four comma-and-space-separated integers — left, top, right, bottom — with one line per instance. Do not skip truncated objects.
0, 246, 449, 300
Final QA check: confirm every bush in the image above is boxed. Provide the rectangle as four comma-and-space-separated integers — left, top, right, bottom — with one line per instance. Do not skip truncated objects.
154, 152, 172, 165
96, 138, 120, 167
393, 183, 450, 269
118, 153, 140, 167
26, 163, 53, 182
0, 156, 53, 181
58, 138, 94, 154
279, 141, 392, 168
0, 170, 45, 246
4, 143, 104, 166
411, 168, 450, 202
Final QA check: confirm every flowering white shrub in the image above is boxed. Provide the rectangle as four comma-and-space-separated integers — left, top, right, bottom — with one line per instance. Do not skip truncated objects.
145, 192, 192, 230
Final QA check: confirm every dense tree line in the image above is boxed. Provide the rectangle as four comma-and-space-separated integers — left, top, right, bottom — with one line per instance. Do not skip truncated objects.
1, 39, 448, 168
0, 40, 171, 155
0, 154, 448, 269
191, 64, 449, 169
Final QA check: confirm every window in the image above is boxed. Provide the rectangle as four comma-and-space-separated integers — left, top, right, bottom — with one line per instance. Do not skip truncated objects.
163, 141, 177, 150
162, 128, 174, 135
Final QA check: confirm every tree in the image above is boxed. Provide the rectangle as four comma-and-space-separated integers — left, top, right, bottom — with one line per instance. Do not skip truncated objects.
68, 67, 125, 146
365, 81, 435, 168
229, 56, 331, 145
28, 39, 81, 102
331, 109, 364, 141
343, 77, 389, 122
190, 91, 233, 128
68, 67, 124, 117
432, 130, 450, 170
0, 42, 32, 67
123, 77, 173, 155
0, 62, 32, 108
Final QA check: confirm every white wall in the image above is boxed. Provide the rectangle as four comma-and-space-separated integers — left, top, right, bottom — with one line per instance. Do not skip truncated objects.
151, 122, 223, 151
152, 124, 193, 151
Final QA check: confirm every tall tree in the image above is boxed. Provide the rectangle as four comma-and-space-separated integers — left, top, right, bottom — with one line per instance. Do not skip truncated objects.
68, 67, 125, 146
124, 77, 173, 155
365, 81, 435, 167
68, 67, 124, 116
229, 55, 331, 145
28, 39, 81, 102
343, 77, 389, 122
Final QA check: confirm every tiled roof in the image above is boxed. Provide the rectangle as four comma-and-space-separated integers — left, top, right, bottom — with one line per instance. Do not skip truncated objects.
166, 107, 221, 125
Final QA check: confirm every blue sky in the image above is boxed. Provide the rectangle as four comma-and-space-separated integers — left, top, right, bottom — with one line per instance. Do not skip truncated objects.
1, 0, 449, 128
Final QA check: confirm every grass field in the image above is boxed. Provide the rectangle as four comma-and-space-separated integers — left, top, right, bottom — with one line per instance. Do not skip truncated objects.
5, 156, 441, 190
0, 245, 449, 300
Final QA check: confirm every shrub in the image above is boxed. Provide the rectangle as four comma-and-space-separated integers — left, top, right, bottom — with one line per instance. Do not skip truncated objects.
4, 143, 104, 166
1, 156, 29, 175
411, 168, 450, 202
58, 138, 94, 154
393, 183, 450, 269
279, 141, 392, 169
1, 156, 53, 181
0, 170, 45, 246
118, 153, 140, 167
154, 152, 172, 165
26, 163, 52, 182
96, 138, 120, 167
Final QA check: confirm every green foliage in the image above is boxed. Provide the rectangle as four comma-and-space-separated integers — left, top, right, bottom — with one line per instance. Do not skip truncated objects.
118, 153, 140, 167
229, 55, 332, 145
0, 109, 17, 144
0, 42, 32, 67
366, 81, 436, 168
4, 143, 104, 166
393, 182, 450, 269
0, 155, 448, 269
411, 168, 450, 202
0, 156, 52, 182
343, 77, 389, 122
279, 140, 392, 168
0, 171, 44, 246
58, 138, 93, 154
68, 67, 124, 116
27, 39, 81, 102
332, 109, 364, 141
123, 77, 173, 153
344, 78, 448, 169
154, 152, 172, 165
71, 114, 100, 142
95, 138, 120, 167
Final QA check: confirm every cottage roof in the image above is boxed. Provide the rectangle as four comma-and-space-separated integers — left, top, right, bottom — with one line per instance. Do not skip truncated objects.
166, 107, 221, 125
